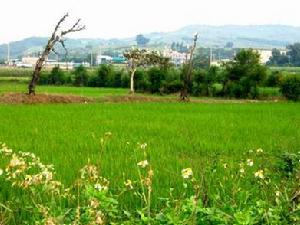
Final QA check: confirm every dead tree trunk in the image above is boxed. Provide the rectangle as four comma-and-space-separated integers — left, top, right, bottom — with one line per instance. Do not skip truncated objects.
180, 33, 198, 101
28, 13, 85, 95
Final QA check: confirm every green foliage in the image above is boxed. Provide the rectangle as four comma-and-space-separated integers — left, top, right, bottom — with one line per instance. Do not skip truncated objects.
96, 64, 114, 87
287, 43, 300, 67
0, 141, 299, 224
163, 68, 181, 94
0, 67, 33, 77
74, 65, 88, 86
265, 71, 283, 87
267, 48, 289, 66
280, 75, 300, 101
134, 69, 149, 91
48, 67, 69, 85
147, 67, 166, 93
223, 49, 267, 99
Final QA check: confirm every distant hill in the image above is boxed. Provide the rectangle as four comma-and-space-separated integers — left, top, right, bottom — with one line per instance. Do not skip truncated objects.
1, 25, 300, 59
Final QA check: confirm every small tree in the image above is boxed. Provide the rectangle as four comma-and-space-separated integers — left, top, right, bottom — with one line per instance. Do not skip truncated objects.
48, 66, 66, 85
223, 49, 267, 99
74, 65, 88, 86
280, 75, 300, 101
123, 49, 169, 94
28, 13, 85, 95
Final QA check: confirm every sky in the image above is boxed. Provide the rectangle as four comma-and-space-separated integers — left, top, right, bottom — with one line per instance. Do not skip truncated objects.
1, 0, 300, 44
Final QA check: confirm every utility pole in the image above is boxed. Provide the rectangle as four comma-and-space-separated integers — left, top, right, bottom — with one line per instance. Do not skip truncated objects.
209, 47, 212, 66
7, 42, 10, 66
90, 51, 93, 67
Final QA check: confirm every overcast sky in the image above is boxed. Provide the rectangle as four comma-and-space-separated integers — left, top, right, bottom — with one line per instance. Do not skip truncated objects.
1, 0, 299, 44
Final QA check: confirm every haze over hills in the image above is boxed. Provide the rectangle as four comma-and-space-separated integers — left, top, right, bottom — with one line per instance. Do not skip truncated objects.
1, 24, 300, 59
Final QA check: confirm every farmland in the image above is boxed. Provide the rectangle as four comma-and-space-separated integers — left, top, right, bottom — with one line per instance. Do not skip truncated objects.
0, 76, 300, 223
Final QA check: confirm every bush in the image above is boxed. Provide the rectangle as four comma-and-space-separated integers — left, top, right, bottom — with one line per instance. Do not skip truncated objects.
163, 68, 181, 94
74, 65, 88, 86
47, 66, 69, 85
134, 69, 148, 91
87, 75, 99, 87
38, 71, 51, 85
121, 72, 130, 88
280, 75, 300, 101
265, 71, 283, 87
147, 67, 166, 93
223, 49, 267, 99
97, 64, 114, 87
113, 70, 123, 88
164, 80, 182, 93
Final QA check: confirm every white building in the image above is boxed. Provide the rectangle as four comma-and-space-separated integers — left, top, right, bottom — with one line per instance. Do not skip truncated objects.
163, 49, 189, 65
21, 57, 74, 69
254, 49, 288, 64
96, 55, 112, 65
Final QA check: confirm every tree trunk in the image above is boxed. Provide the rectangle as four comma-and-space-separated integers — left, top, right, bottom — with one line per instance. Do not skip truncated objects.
130, 69, 136, 94
180, 34, 198, 101
180, 86, 189, 101
28, 57, 46, 95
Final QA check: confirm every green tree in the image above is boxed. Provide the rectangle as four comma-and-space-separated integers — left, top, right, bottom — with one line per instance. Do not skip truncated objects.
148, 67, 166, 93
223, 49, 267, 99
193, 48, 210, 69
280, 75, 300, 101
74, 65, 88, 86
124, 49, 170, 93
97, 64, 113, 87
287, 43, 300, 66
48, 66, 67, 85
267, 49, 289, 66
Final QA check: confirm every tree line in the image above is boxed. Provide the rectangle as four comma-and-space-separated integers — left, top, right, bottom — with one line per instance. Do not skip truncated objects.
39, 48, 300, 101
268, 43, 300, 67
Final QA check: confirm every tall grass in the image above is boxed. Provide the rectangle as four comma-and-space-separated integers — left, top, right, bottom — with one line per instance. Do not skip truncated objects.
0, 103, 299, 197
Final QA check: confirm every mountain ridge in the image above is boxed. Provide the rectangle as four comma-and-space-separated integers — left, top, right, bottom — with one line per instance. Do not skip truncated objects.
1, 24, 300, 59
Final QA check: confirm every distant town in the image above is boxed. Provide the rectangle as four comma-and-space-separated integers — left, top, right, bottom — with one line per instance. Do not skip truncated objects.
2, 44, 288, 69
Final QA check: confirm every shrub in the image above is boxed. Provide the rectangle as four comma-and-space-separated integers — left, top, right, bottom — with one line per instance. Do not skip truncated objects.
223, 49, 267, 99
38, 71, 51, 85
164, 80, 182, 93
134, 69, 148, 91
280, 75, 300, 101
73, 65, 88, 86
265, 71, 283, 87
163, 68, 181, 94
147, 67, 166, 93
87, 75, 99, 87
121, 72, 130, 88
113, 70, 123, 88
47, 66, 69, 85
97, 64, 114, 87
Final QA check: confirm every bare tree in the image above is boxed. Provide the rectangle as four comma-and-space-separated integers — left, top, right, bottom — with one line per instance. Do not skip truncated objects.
28, 13, 85, 95
124, 49, 170, 94
180, 33, 198, 101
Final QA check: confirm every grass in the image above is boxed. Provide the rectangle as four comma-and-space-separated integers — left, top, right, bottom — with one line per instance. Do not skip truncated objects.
0, 81, 128, 97
0, 102, 299, 199
259, 87, 281, 97
0, 67, 33, 77
0, 81, 299, 223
